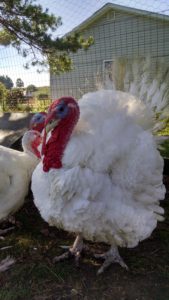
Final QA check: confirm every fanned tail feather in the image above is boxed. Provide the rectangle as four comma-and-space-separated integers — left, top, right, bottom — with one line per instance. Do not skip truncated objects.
105, 57, 169, 135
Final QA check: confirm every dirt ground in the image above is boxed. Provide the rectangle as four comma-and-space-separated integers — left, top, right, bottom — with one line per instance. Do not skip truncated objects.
0, 178, 169, 300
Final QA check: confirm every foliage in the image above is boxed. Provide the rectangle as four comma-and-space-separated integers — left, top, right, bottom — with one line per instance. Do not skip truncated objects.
0, 0, 94, 73
159, 141, 169, 158
0, 82, 7, 109
6, 87, 24, 108
26, 84, 37, 93
16, 78, 24, 88
0, 85, 51, 112
157, 119, 169, 136
38, 93, 49, 100
0, 75, 13, 89
33, 85, 49, 97
157, 120, 169, 158
1, 98, 51, 112
0, 30, 14, 45
30, 99, 51, 112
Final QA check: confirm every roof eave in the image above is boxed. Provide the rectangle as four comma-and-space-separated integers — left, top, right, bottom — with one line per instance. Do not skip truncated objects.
66, 2, 169, 35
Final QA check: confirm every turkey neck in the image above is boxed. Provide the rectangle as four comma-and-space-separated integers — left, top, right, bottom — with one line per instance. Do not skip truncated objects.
31, 139, 41, 159
22, 140, 39, 159
42, 119, 76, 172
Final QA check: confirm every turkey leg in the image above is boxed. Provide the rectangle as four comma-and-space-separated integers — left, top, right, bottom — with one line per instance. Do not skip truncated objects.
53, 234, 85, 266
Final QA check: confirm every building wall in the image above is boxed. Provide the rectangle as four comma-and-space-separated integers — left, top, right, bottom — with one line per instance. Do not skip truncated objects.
51, 9, 169, 99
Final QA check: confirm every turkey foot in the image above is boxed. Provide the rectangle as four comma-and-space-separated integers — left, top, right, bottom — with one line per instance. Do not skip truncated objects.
53, 234, 84, 266
94, 245, 129, 274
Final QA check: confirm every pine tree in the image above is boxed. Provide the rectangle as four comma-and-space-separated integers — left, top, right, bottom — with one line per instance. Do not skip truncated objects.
0, 1, 94, 73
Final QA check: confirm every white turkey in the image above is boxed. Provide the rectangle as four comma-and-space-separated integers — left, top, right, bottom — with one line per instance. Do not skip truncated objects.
32, 90, 165, 274
0, 112, 46, 272
0, 111, 46, 225
0, 129, 42, 272
0, 130, 42, 223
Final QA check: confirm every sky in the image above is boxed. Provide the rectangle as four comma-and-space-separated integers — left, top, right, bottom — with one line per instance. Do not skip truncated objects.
0, 0, 169, 88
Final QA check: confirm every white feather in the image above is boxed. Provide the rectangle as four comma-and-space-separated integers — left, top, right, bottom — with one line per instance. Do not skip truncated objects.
110, 57, 169, 133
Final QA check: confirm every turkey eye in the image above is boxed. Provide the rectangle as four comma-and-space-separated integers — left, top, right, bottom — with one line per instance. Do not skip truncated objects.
59, 107, 64, 112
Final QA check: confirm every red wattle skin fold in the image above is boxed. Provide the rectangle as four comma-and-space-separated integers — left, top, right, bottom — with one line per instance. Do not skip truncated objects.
30, 123, 44, 133
42, 96, 80, 172
42, 129, 47, 156
42, 130, 63, 172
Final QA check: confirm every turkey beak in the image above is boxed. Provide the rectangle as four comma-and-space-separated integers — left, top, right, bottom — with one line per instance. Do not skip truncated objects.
45, 118, 60, 134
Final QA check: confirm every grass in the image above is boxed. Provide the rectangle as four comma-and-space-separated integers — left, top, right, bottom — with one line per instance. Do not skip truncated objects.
1, 182, 169, 300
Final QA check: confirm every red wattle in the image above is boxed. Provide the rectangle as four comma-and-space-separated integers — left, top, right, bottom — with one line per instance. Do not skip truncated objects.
42, 128, 65, 172
42, 96, 80, 172
42, 130, 47, 156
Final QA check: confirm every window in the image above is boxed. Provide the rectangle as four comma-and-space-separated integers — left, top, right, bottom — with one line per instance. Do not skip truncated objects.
103, 60, 114, 82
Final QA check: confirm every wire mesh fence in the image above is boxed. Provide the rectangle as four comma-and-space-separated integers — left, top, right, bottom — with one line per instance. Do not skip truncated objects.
0, 0, 169, 112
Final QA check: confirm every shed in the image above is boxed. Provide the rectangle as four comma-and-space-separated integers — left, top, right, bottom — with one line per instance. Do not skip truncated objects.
50, 2, 169, 100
